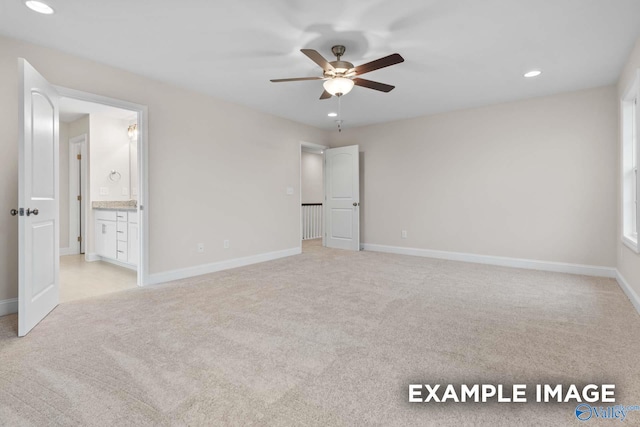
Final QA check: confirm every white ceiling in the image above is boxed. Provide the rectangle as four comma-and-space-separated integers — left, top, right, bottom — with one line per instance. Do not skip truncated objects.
59, 97, 137, 123
2, 0, 640, 130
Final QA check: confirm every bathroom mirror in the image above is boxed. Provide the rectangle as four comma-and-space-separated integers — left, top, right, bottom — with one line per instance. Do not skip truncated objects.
129, 123, 138, 199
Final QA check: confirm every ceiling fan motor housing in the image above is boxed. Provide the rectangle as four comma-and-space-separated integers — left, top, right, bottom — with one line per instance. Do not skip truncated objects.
325, 61, 355, 77
326, 45, 354, 77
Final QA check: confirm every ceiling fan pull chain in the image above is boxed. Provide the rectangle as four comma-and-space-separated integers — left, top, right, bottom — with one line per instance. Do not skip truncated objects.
338, 96, 342, 132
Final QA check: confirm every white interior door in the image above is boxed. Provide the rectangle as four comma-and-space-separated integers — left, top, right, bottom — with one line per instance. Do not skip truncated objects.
18, 59, 60, 337
324, 145, 360, 250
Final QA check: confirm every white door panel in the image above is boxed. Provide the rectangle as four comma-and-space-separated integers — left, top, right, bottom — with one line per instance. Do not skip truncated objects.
31, 220, 56, 297
31, 93, 56, 198
325, 145, 360, 251
330, 209, 353, 239
330, 153, 354, 198
18, 59, 59, 336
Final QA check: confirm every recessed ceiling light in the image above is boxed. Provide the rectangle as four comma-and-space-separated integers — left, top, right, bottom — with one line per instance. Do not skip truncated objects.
327, 112, 337, 117
524, 70, 542, 78
25, 1, 54, 14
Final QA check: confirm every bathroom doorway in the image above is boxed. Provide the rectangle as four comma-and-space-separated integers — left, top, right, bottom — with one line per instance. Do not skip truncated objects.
58, 95, 145, 302
300, 141, 327, 251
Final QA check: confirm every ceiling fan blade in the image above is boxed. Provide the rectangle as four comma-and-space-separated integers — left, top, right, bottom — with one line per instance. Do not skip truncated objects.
351, 53, 404, 76
353, 78, 395, 93
270, 76, 324, 83
301, 49, 335, 72
319, 90, 332, 100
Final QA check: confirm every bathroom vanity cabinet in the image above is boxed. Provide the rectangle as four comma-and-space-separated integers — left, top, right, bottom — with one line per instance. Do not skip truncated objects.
94, 208, 138, 267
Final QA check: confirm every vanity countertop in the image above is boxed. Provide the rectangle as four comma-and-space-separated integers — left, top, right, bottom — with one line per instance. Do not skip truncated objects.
92, 200, 137, 210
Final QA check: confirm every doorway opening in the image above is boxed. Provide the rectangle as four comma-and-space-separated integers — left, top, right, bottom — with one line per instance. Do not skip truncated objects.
300, 142, 327, 252
58, 95, 144, 302
302, 143, 361, 252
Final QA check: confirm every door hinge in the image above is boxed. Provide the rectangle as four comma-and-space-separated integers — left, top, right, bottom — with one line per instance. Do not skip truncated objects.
77, 154, 81, 160
77, 236, 82, 242
77, 195, 82, 201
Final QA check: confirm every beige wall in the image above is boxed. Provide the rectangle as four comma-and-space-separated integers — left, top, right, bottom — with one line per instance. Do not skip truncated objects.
330, 86, 618, 267
301, 151, 323, 204
617, 38, 640, 298
59, 122, 70, 249
0, 35, 327, 301
0, 32, 627, 305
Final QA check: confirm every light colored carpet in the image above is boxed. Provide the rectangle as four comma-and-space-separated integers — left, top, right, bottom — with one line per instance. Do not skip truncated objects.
60, 255, 137, 303
1, 239, 639, 426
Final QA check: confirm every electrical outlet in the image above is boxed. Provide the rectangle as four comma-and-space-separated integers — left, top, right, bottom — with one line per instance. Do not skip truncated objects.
99, 187, 109, 195
197, 243, 204, 253
122, 187, 129, 195
224, 240, 230, 249
401, 230, 408, 239
286, 187, 294, 195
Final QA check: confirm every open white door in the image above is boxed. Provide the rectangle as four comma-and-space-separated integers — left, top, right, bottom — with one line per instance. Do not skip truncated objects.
17, 59, 60, 336
324, 145, 360, 250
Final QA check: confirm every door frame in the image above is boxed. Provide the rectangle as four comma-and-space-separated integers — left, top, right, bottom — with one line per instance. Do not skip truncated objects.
55, 86, 149, 287
299, 141, 328, 250
68, 134, 87, 255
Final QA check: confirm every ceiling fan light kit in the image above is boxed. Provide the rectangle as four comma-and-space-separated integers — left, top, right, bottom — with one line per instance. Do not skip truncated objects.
323, 77, 355, 96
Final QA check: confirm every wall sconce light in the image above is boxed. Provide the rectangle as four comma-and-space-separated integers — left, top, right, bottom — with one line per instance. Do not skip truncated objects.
127, 124, 138, 140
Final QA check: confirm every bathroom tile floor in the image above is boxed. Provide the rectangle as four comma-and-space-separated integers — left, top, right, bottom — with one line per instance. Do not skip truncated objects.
60, 255, 137, 303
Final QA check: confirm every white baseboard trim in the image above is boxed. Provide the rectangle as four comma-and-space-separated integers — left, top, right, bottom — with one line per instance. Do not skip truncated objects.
86, 252, 100, 262
362, 243, 616, 278
147, 247, 302, 286
100, 257, 137, 271
0, 298, 18, 317
59, 247, 79, 256
86, 253, 136, 271
4, 248, 636, 317
615, 270, 640, 315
